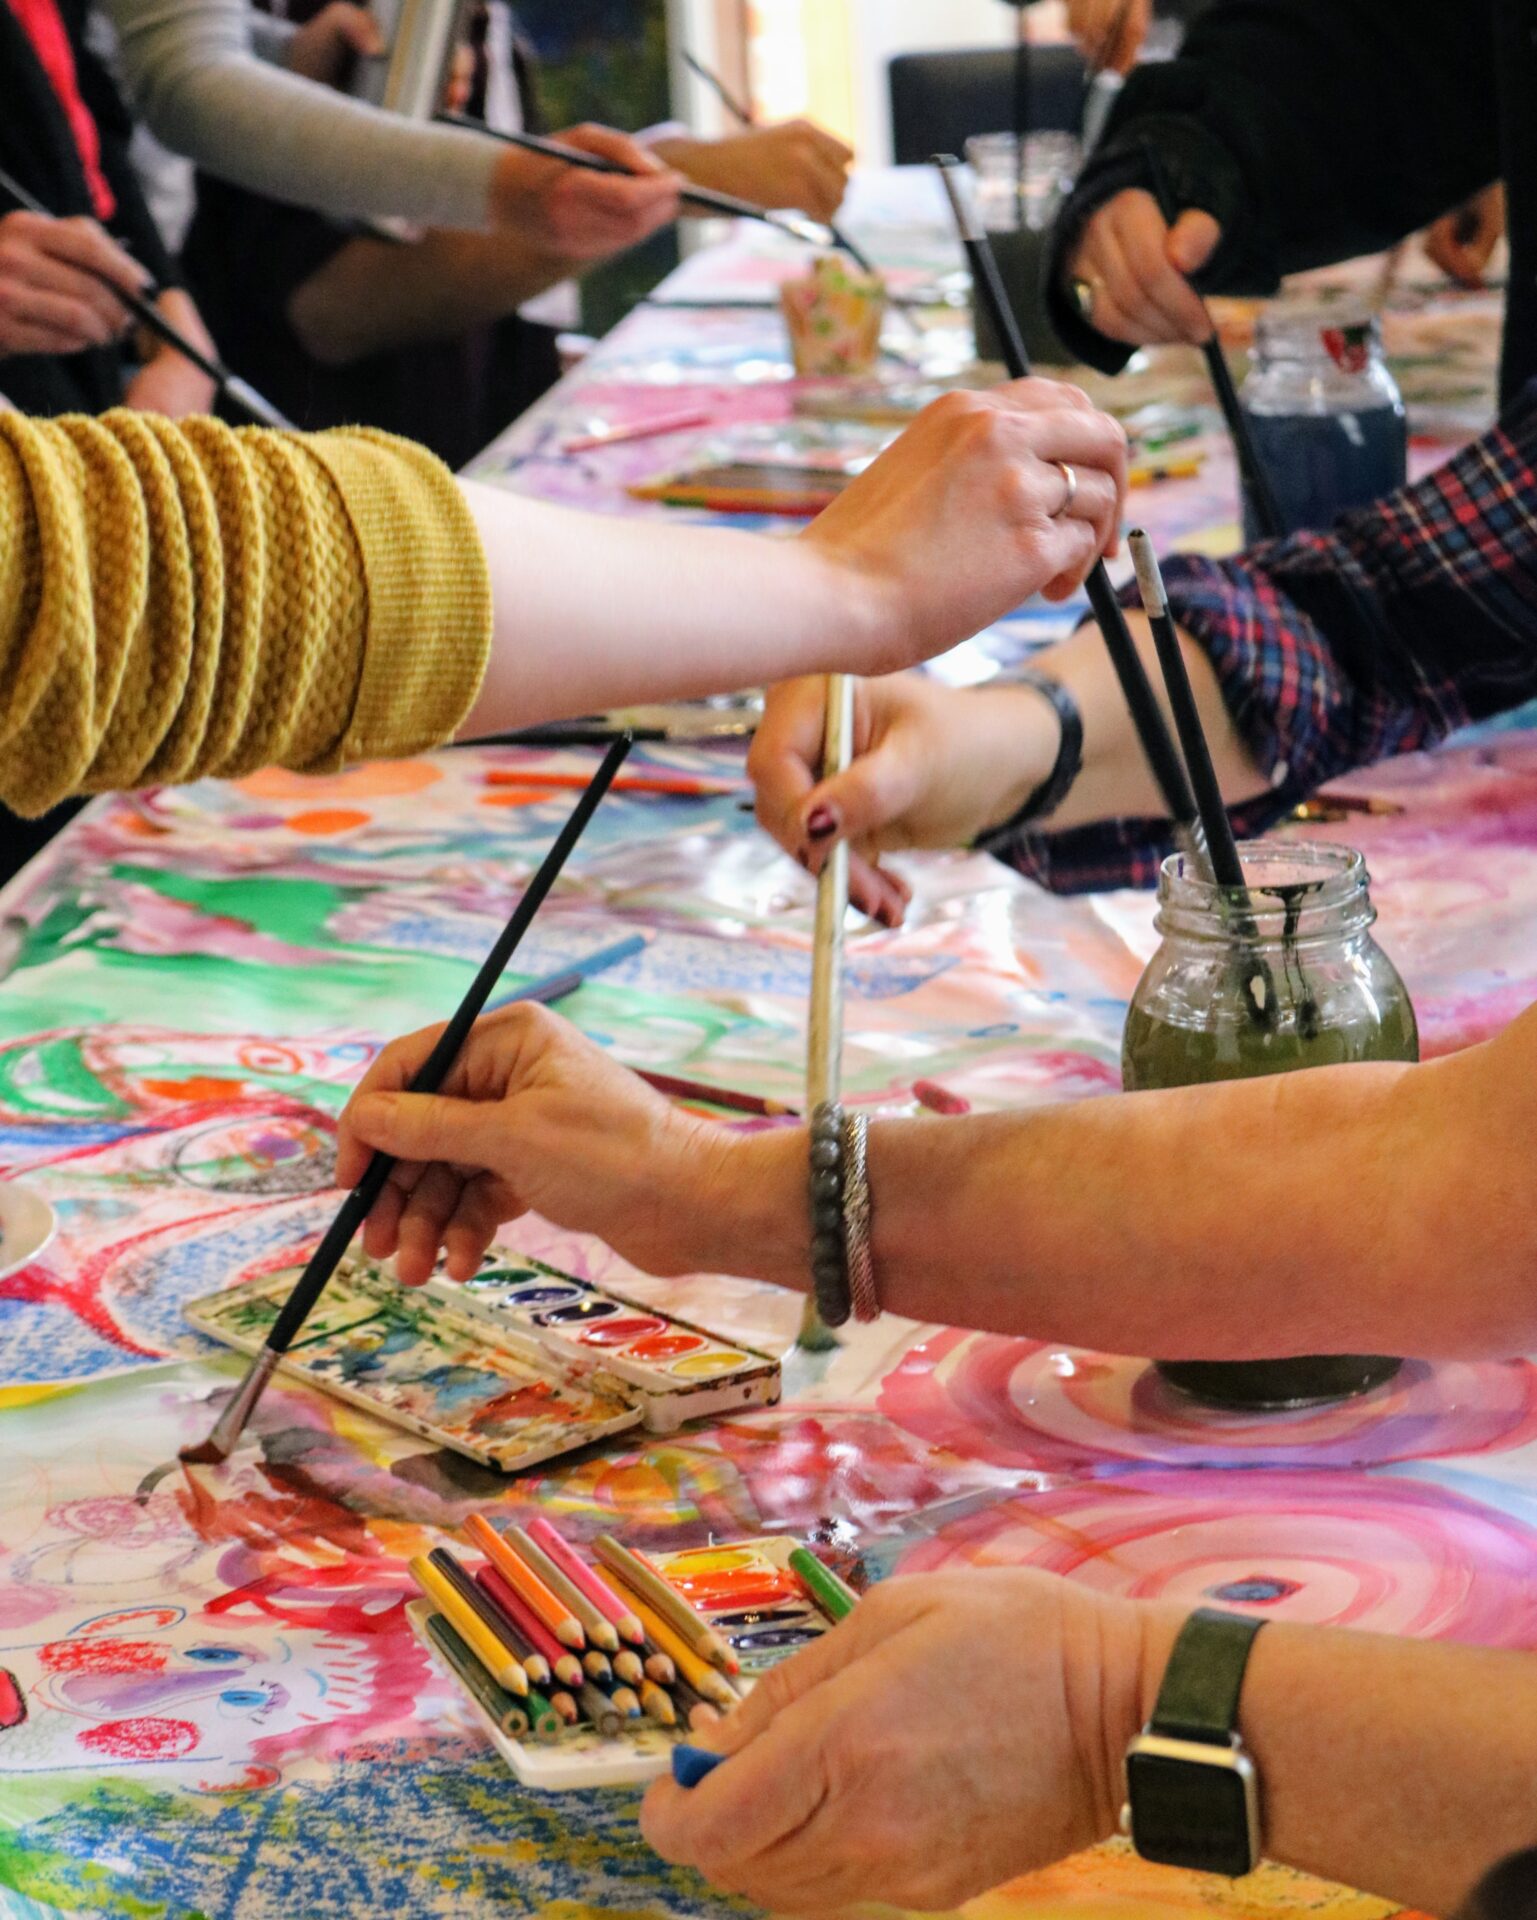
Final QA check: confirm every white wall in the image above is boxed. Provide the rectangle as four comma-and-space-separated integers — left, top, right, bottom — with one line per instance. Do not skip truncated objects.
846, 0, 1017, 163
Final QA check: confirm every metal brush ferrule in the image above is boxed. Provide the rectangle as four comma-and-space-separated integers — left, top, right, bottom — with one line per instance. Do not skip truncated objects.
201, 1347, 280, 1459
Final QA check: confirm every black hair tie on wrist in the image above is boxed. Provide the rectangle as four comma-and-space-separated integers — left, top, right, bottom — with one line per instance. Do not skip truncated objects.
808, 1101, 852, 1327
973, 667, 1085, 852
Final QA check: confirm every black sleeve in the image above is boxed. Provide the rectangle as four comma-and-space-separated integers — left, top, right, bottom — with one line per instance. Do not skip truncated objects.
72, 28, 181, 289
1046, 0, 1502, 371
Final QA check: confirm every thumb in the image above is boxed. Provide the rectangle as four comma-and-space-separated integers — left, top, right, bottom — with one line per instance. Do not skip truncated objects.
799, 747, 922, 862
345, 11, 384, 54
1168, 208, 1221, 277
346, 1089, 508, 1173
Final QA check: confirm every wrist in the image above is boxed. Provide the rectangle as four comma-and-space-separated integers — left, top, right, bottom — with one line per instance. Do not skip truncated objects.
790, 530, 903, 678
970, 682, 1072, 838
1061, 1593, 1179, 1842
683, 1125, 809, 1289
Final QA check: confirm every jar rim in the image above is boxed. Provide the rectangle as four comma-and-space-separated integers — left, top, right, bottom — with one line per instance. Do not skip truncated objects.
1156, 839, 1371, 936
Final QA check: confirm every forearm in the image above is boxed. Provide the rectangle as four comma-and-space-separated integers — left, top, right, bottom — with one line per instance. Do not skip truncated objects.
688, 1017, 1537, 1358
105, 0, 498, 229
287, 232, 572, 366
458, 484, 883, 735
1129, 1608, 1537, 1912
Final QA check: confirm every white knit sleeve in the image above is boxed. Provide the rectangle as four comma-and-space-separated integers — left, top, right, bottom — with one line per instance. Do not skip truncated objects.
104, 0, 502, 231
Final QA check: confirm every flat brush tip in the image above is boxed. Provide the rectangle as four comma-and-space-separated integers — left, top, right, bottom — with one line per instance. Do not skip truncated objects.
177, 1437, 233, 1466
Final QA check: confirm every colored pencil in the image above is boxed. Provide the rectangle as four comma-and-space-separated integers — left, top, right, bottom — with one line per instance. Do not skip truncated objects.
592, 1535, 737, 1672
486, 933, 645, 1013
465, 1514, 587, 1649
612, 1649, 646, 1687
1128, 456, 1204, 487
912, 1078, 971, 1116
180, 737, 634, 1467
932, 155, 1198, 838
643, 1648, 677, 1688
506, 1526, 621, 1652
424, 1611, 530, 1738
667, 1670, 712, 1721
549, 1689, 580, 1725
635, 1069, 795, 1118
582, 1649, 613, 1684
427, 1546, 541, 1687
601, 1583, 739, 1709
484, 769, 741, 797
563, 408, 713, 454
609, 1684, 644, 1719
0, 164, 292, 428
788, 1547, 859, 1623
673, 1743, 725, 1787
578, 1681, 624, 1737
408, 1556, 529, 1693
640, 1680, 678, 1727
522, 1682, 563, 1743
525, 1516, 646, 1647
475, 1565, 585, 1689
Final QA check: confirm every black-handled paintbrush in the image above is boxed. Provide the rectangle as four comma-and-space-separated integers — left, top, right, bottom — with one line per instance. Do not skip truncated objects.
933, 153, 1198, 833
0, 164, 293, 430
179, 734, 633, 1467
1130, 528, 1277, 1025
1140, 142, 1284, 542
438, 113, 841, 254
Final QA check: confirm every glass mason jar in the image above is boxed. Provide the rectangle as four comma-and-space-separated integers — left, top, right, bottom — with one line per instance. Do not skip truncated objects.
963, 132, 1080, 367
1122, 841, 1418, 1410
1238, 302, 1407, 545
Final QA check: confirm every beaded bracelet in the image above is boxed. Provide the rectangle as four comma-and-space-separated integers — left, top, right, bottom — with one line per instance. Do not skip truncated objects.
841, 1111, 879, 1322
808, 1101, 851, 1327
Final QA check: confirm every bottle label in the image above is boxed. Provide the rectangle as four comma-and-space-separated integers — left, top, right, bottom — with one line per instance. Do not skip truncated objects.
1321, 320, 1372, 375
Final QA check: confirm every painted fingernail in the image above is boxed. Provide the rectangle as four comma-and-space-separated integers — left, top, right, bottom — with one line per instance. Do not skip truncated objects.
806, 807, 838, 839
876, 900, 901, 929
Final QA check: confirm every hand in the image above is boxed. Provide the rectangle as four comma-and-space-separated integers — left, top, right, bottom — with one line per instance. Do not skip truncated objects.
1066, 188, 1221, 345
801, 380, 1127, 678
650, 120, 854, 222
1423, 183, 1505, 289
750, 674, 1060, 922
641, 1571, 1152, 1911
335, 1003, 730, 1285
283, 1, 382, 86
1067, 0, 1151, 73
486, 123, 681, 262
123, 290, 217, 418
0, 211, 148, 358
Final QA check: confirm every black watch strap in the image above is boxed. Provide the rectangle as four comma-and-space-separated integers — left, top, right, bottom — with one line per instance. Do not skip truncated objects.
973, 668, 1084, 852
1150, 1608, 1266, 1744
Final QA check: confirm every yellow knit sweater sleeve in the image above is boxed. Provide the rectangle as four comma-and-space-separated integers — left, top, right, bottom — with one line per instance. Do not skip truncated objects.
0, 410, 492, 817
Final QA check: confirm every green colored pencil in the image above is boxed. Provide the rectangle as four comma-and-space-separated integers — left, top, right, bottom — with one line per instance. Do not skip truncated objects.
789, 1547, 859, 1623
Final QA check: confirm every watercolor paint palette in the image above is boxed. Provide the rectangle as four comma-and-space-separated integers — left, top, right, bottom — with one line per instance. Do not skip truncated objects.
185, 1248, 779, 1471
422, 1248, 779, 1428
409, 1534, 838, 1789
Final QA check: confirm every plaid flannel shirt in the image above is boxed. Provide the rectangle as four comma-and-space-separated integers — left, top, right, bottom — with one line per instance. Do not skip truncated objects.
997, 378, 1537, 893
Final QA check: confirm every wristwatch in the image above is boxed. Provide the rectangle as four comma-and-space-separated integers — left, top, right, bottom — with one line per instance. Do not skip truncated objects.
1121, 1608, 1266, 1876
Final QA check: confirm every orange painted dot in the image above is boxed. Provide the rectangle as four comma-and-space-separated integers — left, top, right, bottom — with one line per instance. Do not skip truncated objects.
287, 809, 372, 836
480, 790, 550, 809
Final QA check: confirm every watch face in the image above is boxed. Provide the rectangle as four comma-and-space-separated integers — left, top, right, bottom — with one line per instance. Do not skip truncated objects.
1125, 1750, 1256, 1877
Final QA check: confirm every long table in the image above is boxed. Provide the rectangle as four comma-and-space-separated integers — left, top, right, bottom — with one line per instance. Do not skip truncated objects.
0, 169, 1526, 1919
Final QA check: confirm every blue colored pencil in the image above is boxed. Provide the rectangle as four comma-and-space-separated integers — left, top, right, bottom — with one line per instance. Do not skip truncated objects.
487, 934, 646, 1011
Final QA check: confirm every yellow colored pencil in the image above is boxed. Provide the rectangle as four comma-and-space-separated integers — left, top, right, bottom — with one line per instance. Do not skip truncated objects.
409, 1556, 529, 1695
639, 1681, 677, 1727
593, 1534, 737, 1673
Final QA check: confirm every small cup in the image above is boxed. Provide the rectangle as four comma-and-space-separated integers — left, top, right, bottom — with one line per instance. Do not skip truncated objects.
780, 255, 887, 377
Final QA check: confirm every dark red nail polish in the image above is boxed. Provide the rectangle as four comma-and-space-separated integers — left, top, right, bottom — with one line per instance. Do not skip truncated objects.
807, 807, 838, 839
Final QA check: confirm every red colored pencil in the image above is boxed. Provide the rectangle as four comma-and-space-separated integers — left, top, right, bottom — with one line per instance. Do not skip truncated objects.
485, 768, 741, 798
475, 1566, 585, 1690
913, 1078, 971, 1116
562, 407, 713, 453
465, 1513, 586, 1649
637, 1069, 795, 1118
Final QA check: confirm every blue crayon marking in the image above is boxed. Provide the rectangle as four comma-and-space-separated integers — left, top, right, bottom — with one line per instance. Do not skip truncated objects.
671, 1745, 724, 1788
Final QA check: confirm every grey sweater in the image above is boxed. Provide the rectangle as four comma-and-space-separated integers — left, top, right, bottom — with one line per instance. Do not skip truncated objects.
106, 0, 499, 229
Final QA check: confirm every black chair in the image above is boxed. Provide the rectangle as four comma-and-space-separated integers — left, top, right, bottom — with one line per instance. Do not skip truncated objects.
888, 44, 1088, 165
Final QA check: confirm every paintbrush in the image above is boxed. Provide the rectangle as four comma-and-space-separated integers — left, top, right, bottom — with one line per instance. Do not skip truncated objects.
1130, 529, 1276, 1027
177, 735, 633, 1467
1139, 142, 1285, 542
798, 672, 854, 1352
934, 155, 1199, 837
0, 164, 292, 430
437, 113, 837, 253
683, 47, 755, 127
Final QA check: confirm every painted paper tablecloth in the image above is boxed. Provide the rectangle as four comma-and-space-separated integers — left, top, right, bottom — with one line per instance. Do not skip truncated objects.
0, 171, 1521, 1920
